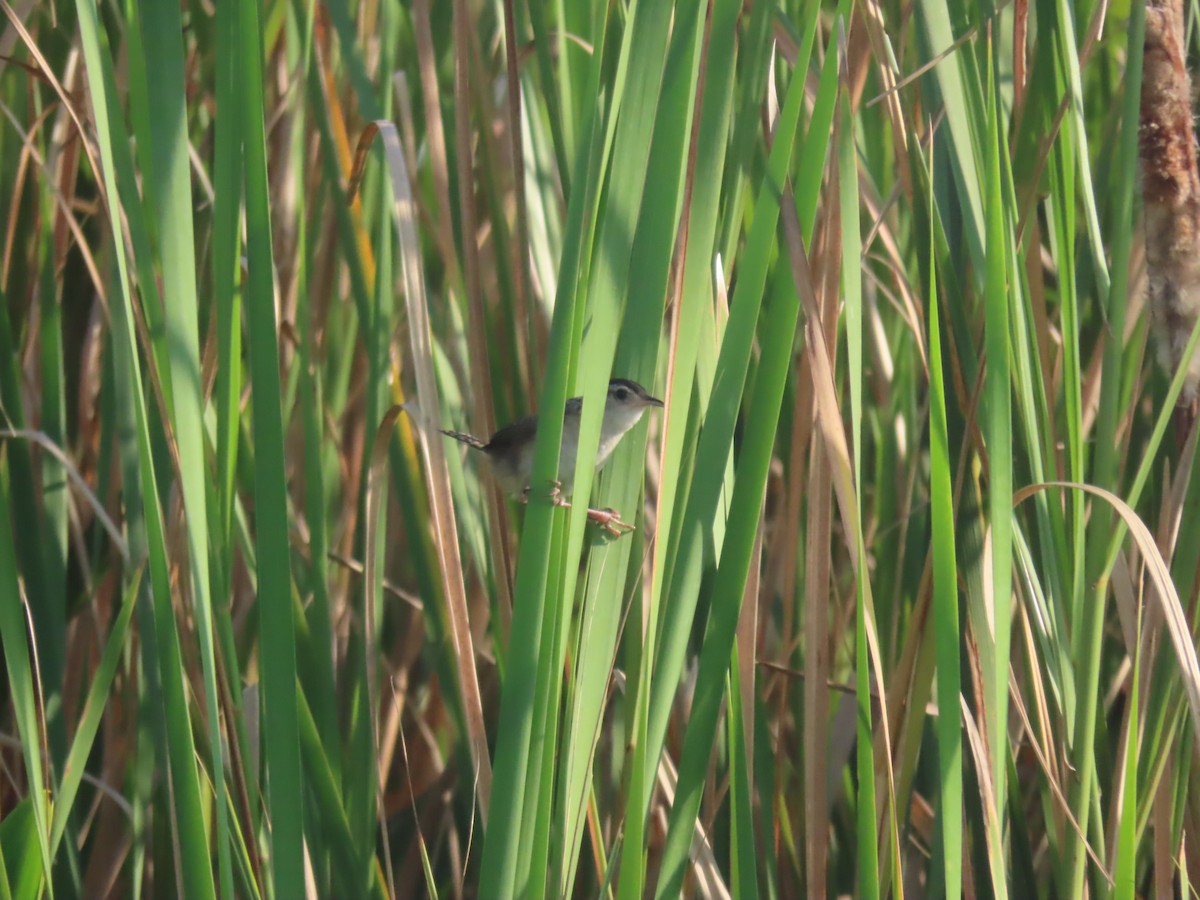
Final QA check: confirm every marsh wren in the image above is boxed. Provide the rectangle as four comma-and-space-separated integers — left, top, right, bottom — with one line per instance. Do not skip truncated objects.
442, 378, 664, 535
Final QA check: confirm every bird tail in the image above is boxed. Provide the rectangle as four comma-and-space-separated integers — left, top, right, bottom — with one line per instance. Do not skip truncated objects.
441, 428, 488, 450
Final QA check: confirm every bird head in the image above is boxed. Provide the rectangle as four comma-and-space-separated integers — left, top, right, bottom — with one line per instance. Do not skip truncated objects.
601, 378, 664, 438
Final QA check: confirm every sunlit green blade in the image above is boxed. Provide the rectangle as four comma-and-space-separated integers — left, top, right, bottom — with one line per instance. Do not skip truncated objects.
73, 1, 217, 893
137, 0, 232, 891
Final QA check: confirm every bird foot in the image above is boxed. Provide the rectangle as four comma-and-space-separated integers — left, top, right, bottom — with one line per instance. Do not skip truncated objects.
520, 480, 571, 507
520, 488, 634, 536
586, 506, 635, 537
547, 480, 571, 507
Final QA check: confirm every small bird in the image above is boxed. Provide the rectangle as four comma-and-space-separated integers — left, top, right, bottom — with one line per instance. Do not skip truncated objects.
442, 378, 664, 535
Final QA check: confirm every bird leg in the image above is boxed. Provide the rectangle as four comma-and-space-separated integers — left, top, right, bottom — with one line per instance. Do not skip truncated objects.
585, 507, 636, 536
520, 484, 634, 535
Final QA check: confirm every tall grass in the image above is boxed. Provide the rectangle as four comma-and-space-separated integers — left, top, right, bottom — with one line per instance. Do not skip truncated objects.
0, 0, 1198, 896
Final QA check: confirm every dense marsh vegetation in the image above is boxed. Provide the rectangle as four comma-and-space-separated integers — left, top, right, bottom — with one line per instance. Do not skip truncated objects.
0, 0, 1198, 896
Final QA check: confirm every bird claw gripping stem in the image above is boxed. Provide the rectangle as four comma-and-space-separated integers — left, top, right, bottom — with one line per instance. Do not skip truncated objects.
585, 506, 636, 537
519, 483, 635, 536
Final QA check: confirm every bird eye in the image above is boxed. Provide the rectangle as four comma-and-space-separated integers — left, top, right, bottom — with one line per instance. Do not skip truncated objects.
615, 388, 629, 401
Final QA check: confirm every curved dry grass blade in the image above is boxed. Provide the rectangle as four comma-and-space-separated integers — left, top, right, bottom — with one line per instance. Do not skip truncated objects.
1016, 481, 1200, 746
365, 119, 493, 821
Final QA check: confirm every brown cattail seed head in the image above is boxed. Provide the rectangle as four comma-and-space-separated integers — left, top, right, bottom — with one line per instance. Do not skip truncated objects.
1140, 0, 1200, 405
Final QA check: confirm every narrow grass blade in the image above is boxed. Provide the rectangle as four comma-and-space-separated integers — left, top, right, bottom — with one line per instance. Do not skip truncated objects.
236, 0, 305, 892
645, 57, 807, 817
49, 568, 140, 854
927, 181, 963, 900
653, 251, 800, 900
137, 0, 232, 890
0, 463, 53, 892
73, 1, 217, 892
0, 799, 41, 899
981, 40, 1013, 895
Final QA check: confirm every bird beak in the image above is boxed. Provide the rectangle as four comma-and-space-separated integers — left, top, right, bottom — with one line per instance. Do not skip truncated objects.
646, 395, 664, 409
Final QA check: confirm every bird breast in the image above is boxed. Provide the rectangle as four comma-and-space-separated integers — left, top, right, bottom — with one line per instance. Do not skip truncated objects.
485, 405, 646, 498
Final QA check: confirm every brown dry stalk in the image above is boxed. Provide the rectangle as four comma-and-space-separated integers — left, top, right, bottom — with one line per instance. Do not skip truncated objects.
1140, 0, 1200, 430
